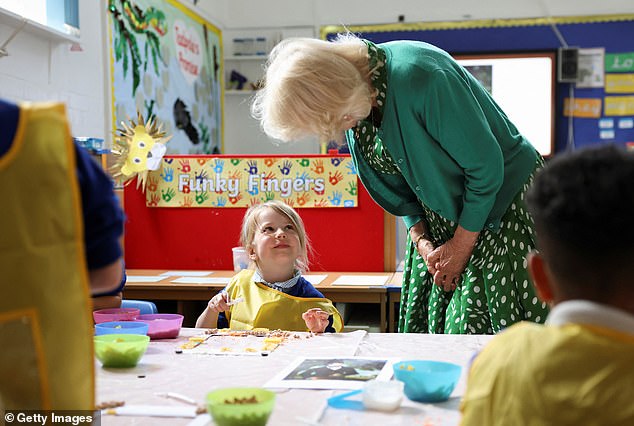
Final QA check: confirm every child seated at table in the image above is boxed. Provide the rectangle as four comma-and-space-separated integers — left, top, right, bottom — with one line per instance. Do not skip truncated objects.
0, 99, 125, 410
196, 200, 343, 333
460, 144, 634, 425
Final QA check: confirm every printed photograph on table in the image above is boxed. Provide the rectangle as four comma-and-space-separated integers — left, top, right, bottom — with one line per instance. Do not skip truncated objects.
145, 156, 358, 208
107, 0, 223, 155
265, 357, 395, 390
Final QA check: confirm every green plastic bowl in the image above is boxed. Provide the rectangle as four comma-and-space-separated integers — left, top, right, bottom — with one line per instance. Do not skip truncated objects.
94, 334, 150, 368
206, 387, 275, 426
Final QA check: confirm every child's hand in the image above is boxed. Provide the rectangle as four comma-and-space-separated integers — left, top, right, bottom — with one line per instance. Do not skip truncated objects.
302, 308, 330, 333
207, 291, 231, 312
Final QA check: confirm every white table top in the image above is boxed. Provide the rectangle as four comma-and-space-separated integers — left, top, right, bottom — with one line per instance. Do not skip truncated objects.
97, 329, 493, 425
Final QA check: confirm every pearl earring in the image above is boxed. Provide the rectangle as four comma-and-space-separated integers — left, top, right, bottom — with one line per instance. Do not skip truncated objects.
343, 114, 352, 121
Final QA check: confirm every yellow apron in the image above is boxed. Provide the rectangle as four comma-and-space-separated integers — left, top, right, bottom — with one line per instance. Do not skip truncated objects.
0, 103, 94, 410
226, 270, 343, 332
461, 322, 634, 426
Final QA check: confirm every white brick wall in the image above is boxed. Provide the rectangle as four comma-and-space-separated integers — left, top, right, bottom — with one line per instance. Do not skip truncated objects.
0, 1, 106, 139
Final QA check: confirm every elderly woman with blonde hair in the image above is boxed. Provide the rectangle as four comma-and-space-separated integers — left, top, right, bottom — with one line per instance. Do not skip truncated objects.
251, 34, 548, 334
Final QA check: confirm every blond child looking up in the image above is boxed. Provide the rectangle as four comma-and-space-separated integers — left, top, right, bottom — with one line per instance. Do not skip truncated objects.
196, 200, 342, 333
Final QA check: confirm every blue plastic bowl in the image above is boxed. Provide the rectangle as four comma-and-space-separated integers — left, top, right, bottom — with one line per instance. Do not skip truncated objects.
393, 360, 462, 403
95, 321, 149, 336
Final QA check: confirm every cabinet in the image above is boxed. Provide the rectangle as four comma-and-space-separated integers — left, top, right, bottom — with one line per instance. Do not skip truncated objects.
222, 27, 320, 155
223, 53, 286, 154
224, 54, 267, 95
224, 30, 276, 95
223, 56, 315, 153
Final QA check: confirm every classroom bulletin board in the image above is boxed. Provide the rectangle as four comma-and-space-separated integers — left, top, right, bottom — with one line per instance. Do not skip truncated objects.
124, 155, 386, 272
107, 0, 223, 155
322, 14, 634, 153
144, 155, 359, 208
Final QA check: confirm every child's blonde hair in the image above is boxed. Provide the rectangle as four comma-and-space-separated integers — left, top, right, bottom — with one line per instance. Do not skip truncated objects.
240, 200, 311, 272
251, 34, 373, 142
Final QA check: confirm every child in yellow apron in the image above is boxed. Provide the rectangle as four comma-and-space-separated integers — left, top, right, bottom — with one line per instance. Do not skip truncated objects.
196, 201, 342, 332
0, 101, 94, 410
460, 145, 634, 425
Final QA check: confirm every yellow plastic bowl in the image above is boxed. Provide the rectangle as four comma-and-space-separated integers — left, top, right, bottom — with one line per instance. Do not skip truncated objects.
94, 334, 150, 368
206, 387, 275, 426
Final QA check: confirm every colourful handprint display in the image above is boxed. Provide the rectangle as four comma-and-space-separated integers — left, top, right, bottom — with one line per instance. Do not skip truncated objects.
145, 156, 358, 208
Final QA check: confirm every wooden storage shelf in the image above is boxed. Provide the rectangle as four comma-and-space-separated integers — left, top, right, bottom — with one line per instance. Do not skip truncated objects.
225, 89, 257, 96
225, 55, 268, 61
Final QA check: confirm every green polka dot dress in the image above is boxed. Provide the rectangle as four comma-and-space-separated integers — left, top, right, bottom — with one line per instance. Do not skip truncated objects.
399, 165, 549, 334
354, 41, 549, 334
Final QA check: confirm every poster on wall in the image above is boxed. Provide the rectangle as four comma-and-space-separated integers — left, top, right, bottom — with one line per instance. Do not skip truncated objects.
107, 0, 222, 154
576, 48, 605, 88
145, 156, 358, 208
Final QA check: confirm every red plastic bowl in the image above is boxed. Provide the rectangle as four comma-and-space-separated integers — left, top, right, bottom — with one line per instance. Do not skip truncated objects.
93, 308, 140, 324
137, 313, 184, 339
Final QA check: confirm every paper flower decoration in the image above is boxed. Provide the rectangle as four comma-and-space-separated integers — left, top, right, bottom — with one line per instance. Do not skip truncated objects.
111, 112, 171, 191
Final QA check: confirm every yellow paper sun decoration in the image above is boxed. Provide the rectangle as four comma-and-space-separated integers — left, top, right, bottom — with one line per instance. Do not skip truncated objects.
111, 112, 171, 191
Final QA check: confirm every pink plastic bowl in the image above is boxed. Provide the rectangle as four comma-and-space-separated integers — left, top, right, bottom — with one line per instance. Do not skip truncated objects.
137, 313, 184, 339
93, 308, 140, 324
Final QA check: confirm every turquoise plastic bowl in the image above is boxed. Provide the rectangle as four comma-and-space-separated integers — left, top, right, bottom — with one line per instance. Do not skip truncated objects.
393, 360, 462, 403
95, 321, 149, 336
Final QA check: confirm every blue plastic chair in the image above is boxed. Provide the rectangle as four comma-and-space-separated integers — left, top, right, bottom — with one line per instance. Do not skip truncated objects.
121, 299, 158, 315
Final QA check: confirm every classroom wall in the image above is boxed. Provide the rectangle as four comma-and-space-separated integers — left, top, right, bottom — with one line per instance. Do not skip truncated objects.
205, 0, 634, 29
0, 2, 106, 138
2, 1, 634, 144
202, 0, 634, 157
0, 0, 223, 140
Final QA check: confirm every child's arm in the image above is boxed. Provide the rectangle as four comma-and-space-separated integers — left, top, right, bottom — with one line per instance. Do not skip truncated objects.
195, 291, 230, 328
91, 292, 122, 311
195, 306, 219, 328
294, 277, 341, 332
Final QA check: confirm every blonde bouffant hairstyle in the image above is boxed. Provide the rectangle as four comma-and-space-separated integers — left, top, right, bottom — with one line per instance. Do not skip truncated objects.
251, 34, 374, 142
240, 200, 311, 273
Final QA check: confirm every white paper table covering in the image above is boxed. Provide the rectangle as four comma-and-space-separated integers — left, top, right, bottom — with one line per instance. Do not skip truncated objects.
96, 329, 493, 425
